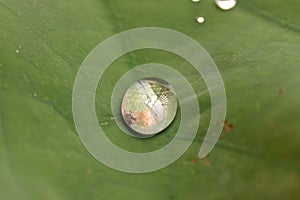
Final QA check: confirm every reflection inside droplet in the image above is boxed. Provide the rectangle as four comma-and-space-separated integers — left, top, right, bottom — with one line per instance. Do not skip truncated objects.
121, 78, 178, 136
196, 16, 205, 24
215, 0, 237, 10
191, 0, 200, 2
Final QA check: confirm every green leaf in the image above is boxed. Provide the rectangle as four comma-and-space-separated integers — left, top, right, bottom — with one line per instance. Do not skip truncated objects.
1, 0, 300, 199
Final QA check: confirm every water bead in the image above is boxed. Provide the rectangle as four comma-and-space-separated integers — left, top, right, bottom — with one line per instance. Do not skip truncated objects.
196, 16, 205, 24
215, 0, 237, 10
121, 78, 178, 136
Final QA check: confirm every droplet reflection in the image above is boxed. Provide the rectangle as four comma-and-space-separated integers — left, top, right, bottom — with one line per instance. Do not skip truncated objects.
121, 78, 177, 136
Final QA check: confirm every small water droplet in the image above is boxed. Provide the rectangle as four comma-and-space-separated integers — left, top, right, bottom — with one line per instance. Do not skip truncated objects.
215, 0, 237, 10
100, 121, 108, 126
110, 116, 116, 120
23, 74, 30, 82
196, 16, 205, 24
121, 78, 178, 136
16, 49, 19, 53
191, 0, 200, 2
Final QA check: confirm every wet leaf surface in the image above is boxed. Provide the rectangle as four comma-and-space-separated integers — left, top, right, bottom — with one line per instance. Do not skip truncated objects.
1, 0, 300, 199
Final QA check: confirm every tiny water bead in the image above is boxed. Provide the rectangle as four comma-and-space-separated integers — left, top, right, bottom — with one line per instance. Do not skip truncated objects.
121, 78, 178, 136
215, 0, 237, 10
196, 16, 205, 24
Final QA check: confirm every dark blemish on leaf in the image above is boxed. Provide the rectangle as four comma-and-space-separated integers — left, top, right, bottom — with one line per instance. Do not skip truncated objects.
203, 157, 211, 167
223, 120, 234, 132
192, 158, 199, 164
226, 124, 234, 132
279, 88, 286, 94
223, 120, 227, 126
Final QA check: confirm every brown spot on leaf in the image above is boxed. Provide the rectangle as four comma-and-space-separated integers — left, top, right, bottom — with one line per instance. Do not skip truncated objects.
204, 157, 212, 167
223, 120, 234, 132
226, 124, 234, 132
279, 88, 286, 94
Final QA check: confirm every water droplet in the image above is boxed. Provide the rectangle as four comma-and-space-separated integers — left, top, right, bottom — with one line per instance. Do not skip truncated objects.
121, 78, 178, 136
215, 0, 237, 10
16, 49, 19, 53
196, 16, 205, 24
191, 0, 200, 2
110, 116, 116, 120
100, 121, 108, 126
23, 74, 30, 82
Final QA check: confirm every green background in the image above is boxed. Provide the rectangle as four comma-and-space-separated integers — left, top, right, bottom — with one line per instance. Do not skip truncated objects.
0, 0, 299, 199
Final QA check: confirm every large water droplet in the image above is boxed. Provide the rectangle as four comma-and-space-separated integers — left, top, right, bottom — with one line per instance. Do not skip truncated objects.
215, 0, 237, 10
121, 78, 178, 136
